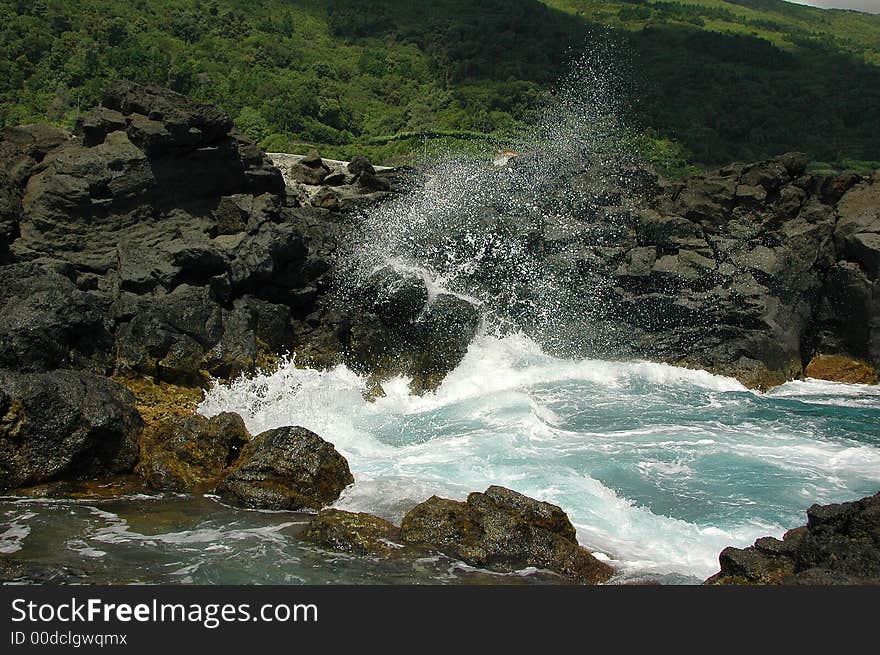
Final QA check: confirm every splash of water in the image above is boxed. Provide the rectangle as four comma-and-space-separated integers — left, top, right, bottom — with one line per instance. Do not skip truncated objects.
335, 50, 637, 353
199, 333, 880, 580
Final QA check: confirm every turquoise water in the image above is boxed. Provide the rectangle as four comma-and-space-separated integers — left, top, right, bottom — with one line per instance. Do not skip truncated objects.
199, 333, 880, 582
2, 333, 878, 584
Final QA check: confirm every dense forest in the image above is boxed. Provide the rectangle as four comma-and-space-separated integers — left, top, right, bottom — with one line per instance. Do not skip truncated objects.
1, 0, 879, 172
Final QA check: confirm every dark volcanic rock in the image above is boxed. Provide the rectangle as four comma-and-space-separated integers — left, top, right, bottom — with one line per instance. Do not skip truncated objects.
136, 412, 250, 493
706, 492, 880, 585
399, 486, 614, 584
3, 80, 877, 405
12, 85, 283, 269
102, 81, 233, 148
0, 261, 113, 373
515, 153, 880, 387
304, 508, 403, 557
0, 370, 142, 491
411, 293, 481, 392
114, 285, 291, 384
340, 267, 480, 392
0, 83, 408, 392
347, 155, 375, 178
289, 162, 328, 186
217, 426, 353, 510
362, 266, 429, 327
0, 123, 70, 263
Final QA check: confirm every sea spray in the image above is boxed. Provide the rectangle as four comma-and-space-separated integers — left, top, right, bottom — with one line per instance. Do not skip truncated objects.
333, 50, 639, 355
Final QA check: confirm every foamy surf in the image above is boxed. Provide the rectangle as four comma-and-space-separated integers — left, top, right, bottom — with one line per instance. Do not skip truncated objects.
198, 333, 880, 581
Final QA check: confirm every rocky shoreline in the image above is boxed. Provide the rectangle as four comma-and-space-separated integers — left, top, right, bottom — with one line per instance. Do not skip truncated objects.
1, 82, 878, 584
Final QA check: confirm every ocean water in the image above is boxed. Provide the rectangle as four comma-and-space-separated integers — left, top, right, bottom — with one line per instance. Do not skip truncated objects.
193, 333, 880, 583
0, 335, 880, 584
2, 335, 879, 585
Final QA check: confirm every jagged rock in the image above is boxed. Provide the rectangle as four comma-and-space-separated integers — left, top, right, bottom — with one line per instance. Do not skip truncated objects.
411, 293, 481, 392
310, 187, 340, 211
0, 124, 70, 263
300, 149, 325, 169
324, 169, 347, 186
11, 82, 282, 270
0, 123, 70, 185
358, 173, 391, 192
116, 231, 227, 294
347, 155, 375, 177
0, 370, 142, 491
2, 82, 878, 396
217, 426, 353, 510
102, 80, 233, 150
706, 492, 880, 585
289, 162, 328, 186
0, 261, 113, 373
400, 486, 615, 584
341, 268, 479, 392
114, 286, 290, 384
304, 509, 403, 556
136, 412, 250, 493
363, 266, 429, 327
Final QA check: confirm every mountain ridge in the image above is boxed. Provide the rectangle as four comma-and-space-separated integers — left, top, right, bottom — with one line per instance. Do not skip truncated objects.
1, 0, 878, 170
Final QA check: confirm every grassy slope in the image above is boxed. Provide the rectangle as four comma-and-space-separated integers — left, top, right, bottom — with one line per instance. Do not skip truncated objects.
0, 0, 878, 170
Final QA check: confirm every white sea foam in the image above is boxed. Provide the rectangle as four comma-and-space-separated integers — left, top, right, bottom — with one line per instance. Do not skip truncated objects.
0, 512, 35, 554
200, 332, 880, 580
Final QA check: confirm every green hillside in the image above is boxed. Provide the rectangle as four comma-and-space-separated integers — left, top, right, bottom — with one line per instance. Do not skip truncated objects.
1, 0, 879, 171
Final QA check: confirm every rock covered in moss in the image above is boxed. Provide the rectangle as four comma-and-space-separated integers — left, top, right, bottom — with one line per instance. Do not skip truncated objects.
0, 370, 142, 491
399, 485, 614, 584
804, 354, 879, 385
706, 492, 880, 585
136, 412, 250, 493
217, 426, 353, 510
304, 508, 403, 556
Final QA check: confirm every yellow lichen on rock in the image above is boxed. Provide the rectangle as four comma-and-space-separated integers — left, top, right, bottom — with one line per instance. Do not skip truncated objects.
804, 354, 879, 385
112, 376, 205, 428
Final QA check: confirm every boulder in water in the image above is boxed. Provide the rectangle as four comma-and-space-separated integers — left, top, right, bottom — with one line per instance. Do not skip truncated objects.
706, 492, 880, 584
399, 485, 615, 584
304, 509, 403, 557
411, 293, 481, 393
217, 425, 353, 510
136, 411, 250, 493
0, 370, 142, 491
343, 268, 480, 392
363, 265, 429, 327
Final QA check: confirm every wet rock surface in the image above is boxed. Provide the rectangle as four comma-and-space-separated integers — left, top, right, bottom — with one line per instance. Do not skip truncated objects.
304, 508, 403, 557
706, 492, 880, 585
500, 152, 880, 388
217, 426, 354, 510
0, 370, 142, 491
339, 266, 481, 392
399, 485, 615, 584
136, 412, 250, 493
